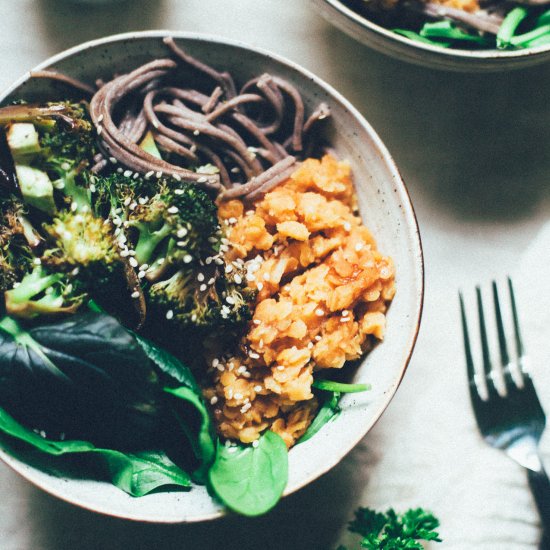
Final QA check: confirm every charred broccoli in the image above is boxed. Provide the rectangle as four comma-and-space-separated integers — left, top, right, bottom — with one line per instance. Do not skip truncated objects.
148, 263, 254, 332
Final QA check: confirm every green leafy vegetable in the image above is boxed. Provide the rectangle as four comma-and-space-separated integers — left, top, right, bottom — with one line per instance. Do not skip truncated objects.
338, 507, 442, 549
0, 406, 190, 496
298, 391, 341, 444
392, 29, 451, 47
313, 379, 371, 393
165, 386, 216, 482
420, 21, 491, 44
497, 6, 529, 48
0, 312, 162, 449
208, 431, 288, 516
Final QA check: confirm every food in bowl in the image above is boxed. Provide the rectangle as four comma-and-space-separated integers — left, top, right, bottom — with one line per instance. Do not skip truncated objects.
0, 37, 394, 517
343, 0, 550, 50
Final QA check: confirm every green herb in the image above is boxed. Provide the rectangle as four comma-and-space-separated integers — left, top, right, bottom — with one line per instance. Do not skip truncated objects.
420, 21, 491, 44
298, 391, 341, 444
313, 379, 371, 393
338, 507, 442, 549
0, 406, 190, 497
393, 29, 452, 47
497, 7, 529, 48
208, 430, 288, 517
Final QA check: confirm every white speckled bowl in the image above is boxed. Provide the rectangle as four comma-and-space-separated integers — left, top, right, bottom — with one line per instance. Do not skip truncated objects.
312, 0, 550, 71
0, 31, 423, 522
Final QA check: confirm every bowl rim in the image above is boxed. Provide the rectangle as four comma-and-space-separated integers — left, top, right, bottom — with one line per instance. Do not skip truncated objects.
318, 0, 550, 61
0, 29, 424, 523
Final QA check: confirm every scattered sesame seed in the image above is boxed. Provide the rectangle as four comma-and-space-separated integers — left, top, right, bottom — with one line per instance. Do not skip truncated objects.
228, 217, 237, 224
197, 273, 205, 282
156, 171, 163, 178
208, 277, 215, 285
308, 342, 314, 349
231, 167, 240, 174
183, 254, 193, 264
166, 310, 174, 320
237, 365, 247, 374
97, 126, 102, 135
167, 206, 179, 214
234, 392, 243, 400
246, 273, 256, 282
205, 257, 213, 265
315, 308, 324, 316
193, 129, 200, 136
129, 257, 138, 268
254, 385, 262, 392
226, 296, 235, 305
257, 282, 264, 291
89, 184, 96, 193
197, 176, 208, 183
133, 172, 140, 179
109, 156, 117, 164
177, 227, 188, 238
227, 446, 238, 454
252, 440, 259, 448
33, 258, 41, 266
152, 119, 160, 129
227, 389, 234, 399
225, 264, 233, 274
253, 319, 261, 325
173, 174, 182, 181
70, 201, 78, 212
234, 274, 242, 285
131, 291, 140, 299
123, 170, 132, 178
342, 310, 349, 317
240, 403, 252, 413
340, 317, 351, 323
210, 396, 219, 405
120, 250, 129, 257
145, 170, 154, 179
249, 351, 260, 359
191, 313, 197, 322
343, 222, 351, 232
200, 284, 207, 292
138, 271, 146, 279
315, 335, 322, 341
277, 365, 285, 371
98, 114, 104, 123
355, 243, 363, 252
116, 167, 123, 173
215, 257, 224, 265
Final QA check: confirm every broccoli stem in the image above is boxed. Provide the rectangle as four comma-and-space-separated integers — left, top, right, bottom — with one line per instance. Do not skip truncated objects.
60, 171, 90, 213
133, 222, 172, 266
6, 267, 62, 304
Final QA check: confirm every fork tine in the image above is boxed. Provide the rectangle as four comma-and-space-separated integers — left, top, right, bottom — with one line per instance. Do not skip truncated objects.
460, 291, 482, 401
477, 286, 497, 397
508, 277, 526, 362
492, 280, 515, 390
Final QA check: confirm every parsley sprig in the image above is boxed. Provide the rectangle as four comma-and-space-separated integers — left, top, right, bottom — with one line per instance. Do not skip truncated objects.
338, 507, 442, 549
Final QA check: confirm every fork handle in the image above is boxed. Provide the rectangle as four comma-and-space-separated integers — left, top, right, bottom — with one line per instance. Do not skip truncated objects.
527, 468, 550, 549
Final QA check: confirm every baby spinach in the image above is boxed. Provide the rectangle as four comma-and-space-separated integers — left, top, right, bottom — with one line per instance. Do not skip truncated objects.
0, 312, 162, 449
298, 391, 341, 444
164, 386, 216, 482
312, 379, 371, 393
208, 430, 288, 517
0, 406, 190, 496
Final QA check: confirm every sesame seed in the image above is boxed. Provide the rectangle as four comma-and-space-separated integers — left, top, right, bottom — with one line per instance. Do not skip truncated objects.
277, 365, 284, 371
257, 282, 264, 291
212, 358, 220, 367
355, 243, 363, 252
253, 319, 261, 325
234, 274, 242, 284
234, 392, 243, 400
124, 197, 132, 206
128, 250, 136, 256
228, 217, 237, 224
145, 171, 154, 179
156, 171, 163, 178
308, 342, 314, 349
166, 310, 174, 320
227, 446, 238, 453
191, 313, 197, 322
200, 284, 207, 292
197, 273, 205, 282
246, 273, 256, 282
344, 222, 351, 232
97, 126, 102, 135
123, 170, 132, 178
140, 264, 149, 271
138, 197, 147, 205
167, 206, 179, 214
177, 227, 188, 238
71, 201, 78, 212
215, 257, 224, 265
208, 277, 215, 285
237, 365, 247, 374
152, 119, 160, 129
205, 257, 213, 265
315, 335, 322, 341
249, 351, 260, 359
133, 172, 140, 179
89, 184, 96, 193
33, 257, 41, 266
129, 257, 138, 268
173, 174, 182, 181
116, 167, 123, 173
263, 272, 270, 281
226, 296, 235, 305
254, 385, 262, 392
183, 254, 193, 263
217, 364, 225, 372
340, 317, 351, 323
342, 310, 349, 317
120, 250, 129, 257
225, 264, 233, 274
315, 308, 324, 316
131, 291, 140, 299
210, 396, 219, 405
197, 176, 208, 183
259, 339, 264, 348
109, 156, 117, 164
193, 129, 200, 136
240, 403, 251, 413
138, 271, 146, 279
252, 440, 259, 448
177, 241, 187, 247
98, 114, 104, 122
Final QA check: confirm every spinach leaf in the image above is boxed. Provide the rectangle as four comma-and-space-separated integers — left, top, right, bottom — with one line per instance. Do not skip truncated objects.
208, 430, 288, 517
164, 386, 216, 483
0, 406, 190, 496
0, 312, 162, 449
312, 379, 371, 393
298, 391, 341, 444
134, 333, 200, 392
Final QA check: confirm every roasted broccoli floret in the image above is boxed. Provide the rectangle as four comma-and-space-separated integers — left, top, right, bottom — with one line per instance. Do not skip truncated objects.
148, 263, 254, 332
130, 182, 221, 273
0, 196, 37, 293
4, 265, 83, 318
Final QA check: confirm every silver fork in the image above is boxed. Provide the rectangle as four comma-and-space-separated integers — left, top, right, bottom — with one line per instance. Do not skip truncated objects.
460, 278, 550, 547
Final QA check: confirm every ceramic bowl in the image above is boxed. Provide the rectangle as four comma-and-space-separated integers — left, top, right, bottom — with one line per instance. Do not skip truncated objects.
0, 31, 423, 522
312, 0, 550, 71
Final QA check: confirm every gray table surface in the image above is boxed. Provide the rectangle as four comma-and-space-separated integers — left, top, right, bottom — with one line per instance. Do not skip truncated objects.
1, 1, 549, 548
